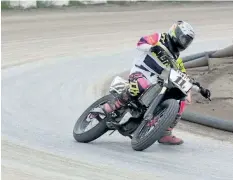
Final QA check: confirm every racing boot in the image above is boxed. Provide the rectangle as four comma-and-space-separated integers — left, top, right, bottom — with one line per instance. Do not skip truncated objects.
158, 100, 187, 145
158, 127, 184, 145
91, 88, 131, 119
158, 107, 184, 145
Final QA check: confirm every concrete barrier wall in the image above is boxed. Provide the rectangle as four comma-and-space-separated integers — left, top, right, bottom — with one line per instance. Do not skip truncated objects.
6, 0, 107, 8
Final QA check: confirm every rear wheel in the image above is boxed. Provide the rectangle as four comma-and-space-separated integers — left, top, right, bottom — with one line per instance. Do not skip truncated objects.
73, 94, 113, 143
131, 99, 179, 151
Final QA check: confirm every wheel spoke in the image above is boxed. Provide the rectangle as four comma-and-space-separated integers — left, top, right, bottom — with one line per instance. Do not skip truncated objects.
137, 106, 167, 139
75, 101, 108, 134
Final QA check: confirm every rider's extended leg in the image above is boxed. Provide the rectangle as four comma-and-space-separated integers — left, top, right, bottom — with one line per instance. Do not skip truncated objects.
158, 100, 186, 145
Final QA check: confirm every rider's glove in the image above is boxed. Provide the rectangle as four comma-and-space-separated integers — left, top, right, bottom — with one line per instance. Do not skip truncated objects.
200, 87, 211, 99
193, 81, 201, 87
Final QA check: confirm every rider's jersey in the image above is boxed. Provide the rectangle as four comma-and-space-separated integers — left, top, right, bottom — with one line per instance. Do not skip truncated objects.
130, 32, 186, 81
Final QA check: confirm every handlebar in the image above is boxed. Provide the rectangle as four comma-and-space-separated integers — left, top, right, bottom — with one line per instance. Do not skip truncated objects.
191, 81, 211, 101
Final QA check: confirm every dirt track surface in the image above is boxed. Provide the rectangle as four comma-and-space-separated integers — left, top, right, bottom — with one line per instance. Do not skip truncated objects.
2, 3, 233, 180
187, 58, 233, 120
2, 3, 233, 68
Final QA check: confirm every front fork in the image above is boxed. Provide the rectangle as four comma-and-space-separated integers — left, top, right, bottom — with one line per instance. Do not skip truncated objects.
143, 87, 167, 121
144, 87, 191, 127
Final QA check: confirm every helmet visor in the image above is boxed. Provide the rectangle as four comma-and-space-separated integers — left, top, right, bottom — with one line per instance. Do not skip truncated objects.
179, 34, 193, 49
175, 27, 193, 50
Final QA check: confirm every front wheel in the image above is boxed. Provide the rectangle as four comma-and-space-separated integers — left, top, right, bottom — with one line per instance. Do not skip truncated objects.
73, 94, 114, 143
131, 99, 180, 151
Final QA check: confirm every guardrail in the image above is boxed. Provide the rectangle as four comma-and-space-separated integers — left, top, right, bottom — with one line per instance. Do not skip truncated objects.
2, 0, 222, 9
183, 44, 233, 69
2, 1, 106, 9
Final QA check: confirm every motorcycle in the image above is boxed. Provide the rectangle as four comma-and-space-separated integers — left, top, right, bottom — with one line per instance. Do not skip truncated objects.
73, 59, 209, 151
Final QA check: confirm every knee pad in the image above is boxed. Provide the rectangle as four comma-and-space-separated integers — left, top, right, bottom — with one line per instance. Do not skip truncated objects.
129, 72, 150, 97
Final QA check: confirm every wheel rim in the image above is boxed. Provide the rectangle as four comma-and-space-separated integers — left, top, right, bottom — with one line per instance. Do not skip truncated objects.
77, 114, 101, 134
75, 101, 108, 134
136, 106, 167, 140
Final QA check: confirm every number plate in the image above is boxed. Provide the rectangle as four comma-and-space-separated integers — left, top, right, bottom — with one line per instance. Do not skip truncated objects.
169, 69, 192, 92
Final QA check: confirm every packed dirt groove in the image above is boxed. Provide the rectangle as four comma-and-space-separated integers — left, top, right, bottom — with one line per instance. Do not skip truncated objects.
2, 3, 233, 180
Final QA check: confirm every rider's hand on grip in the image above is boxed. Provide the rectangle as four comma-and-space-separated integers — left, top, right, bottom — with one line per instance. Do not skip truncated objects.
200, 87, 211, 100
193, 81, 201, 88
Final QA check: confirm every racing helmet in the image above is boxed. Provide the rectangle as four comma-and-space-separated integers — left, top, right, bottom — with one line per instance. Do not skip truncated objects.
168, 21, 195, 51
